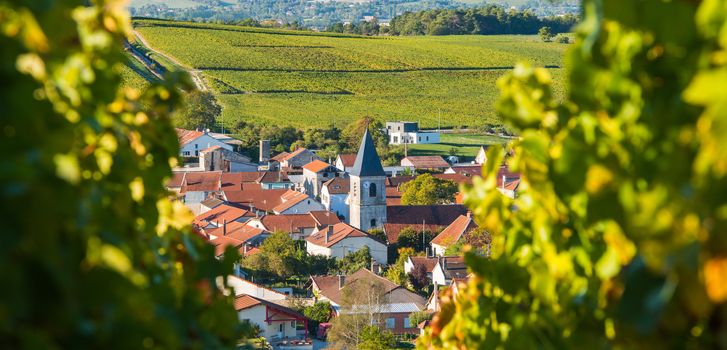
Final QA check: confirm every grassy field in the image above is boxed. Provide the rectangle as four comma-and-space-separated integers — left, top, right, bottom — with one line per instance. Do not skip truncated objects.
131, 19, 569, 129
407, 133, 509, 160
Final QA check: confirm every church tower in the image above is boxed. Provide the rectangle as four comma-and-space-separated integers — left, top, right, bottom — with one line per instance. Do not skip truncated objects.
349, 128, 387, 232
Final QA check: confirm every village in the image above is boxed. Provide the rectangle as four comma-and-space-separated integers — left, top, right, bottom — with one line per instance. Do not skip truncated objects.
172, 122, 520, 349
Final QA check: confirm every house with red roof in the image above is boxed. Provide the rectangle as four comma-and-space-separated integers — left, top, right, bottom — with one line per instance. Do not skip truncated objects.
310, 269, 426, 335
334, 153, 356, 172
430, 213, 478, 256
272, 190, 324, 215
302, 160, 340, 198
234, 294, 310, 342
382, 205, 468, 245
176, 128, 232, 157
431, 256, 468, 286
198, 145, 257, 172
400, 156, 450, 171
274, 148, 321, 170
305, 222, 388, 264
245, 211, 340, 240
193, 204, 255, 228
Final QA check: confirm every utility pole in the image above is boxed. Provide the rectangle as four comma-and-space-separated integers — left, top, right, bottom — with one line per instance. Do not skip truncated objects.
422, 219, 426, 252
438, 108, 441, 132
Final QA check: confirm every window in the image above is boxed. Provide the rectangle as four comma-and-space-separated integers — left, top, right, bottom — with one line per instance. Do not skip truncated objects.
195, 144, 198, 149
393, 136, 398, 143
279, 324, 284, 333
195, 151, 199, 156
291, 321, 296, 328
386, 318, 395, 329
369, 183, 377, 197
426, 136, 429, 141
371, 219, 376, 228
404, 317, 412, 328
183, 151, 190, 156
418, 136, 421, 142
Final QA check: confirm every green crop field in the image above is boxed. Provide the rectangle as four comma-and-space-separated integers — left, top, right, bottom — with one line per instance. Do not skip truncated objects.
407, 133, 509, 159
131, 19, 569, 129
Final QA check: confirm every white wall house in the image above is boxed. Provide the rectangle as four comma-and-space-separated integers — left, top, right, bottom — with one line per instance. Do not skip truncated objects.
235, 295, 308, 342
389, 131, 440, 145
177, 129, 232, 157
306, 223, 387, 264
272, 190, 325, 215
321, 177, 350, 222
224, 276, 288, 304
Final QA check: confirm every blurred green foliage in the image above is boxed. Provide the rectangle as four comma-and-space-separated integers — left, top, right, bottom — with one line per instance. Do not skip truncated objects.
420, 0, 727, 348
0, 1, 245, 348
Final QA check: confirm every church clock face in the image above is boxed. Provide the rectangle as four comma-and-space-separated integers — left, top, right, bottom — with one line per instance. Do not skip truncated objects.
362, 182, 370, 189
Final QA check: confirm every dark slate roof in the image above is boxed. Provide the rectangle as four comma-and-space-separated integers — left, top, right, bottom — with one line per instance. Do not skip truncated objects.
349, 129, 385, 177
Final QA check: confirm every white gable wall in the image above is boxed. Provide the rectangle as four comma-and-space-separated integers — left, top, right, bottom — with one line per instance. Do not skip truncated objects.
180, 134, 232, 157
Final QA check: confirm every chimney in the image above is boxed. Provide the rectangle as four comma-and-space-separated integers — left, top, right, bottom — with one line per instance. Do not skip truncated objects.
466, 211, 471, 218
223, 219, 227, 236
338, 275, 345, 289
324, 225, 333, 244
259, 140, 271, 163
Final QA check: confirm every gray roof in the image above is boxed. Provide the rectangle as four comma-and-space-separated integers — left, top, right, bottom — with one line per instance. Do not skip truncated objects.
349, 128, 385, 177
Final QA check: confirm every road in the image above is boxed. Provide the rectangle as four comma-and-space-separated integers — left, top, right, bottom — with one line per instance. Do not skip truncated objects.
132, 30, 208, 91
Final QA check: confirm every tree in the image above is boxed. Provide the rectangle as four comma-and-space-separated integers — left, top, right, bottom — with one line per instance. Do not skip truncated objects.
397, 227, 435, 253
172, 90, 222, 130
357, 325, 395, 350
408, 263, 430, 293
555, 34, 570, 44
384, 247, 416, 285
421, 0, 727, 348
304, 301, 333, 323
1, 1, 242, 348
538, 26, 554, 42
337, 246, 372, 274
409, 310, 433, 328
243, 231, 298, 279
327, 277, 389, 349
400, 174, 459, 205
341, 116, 388, 152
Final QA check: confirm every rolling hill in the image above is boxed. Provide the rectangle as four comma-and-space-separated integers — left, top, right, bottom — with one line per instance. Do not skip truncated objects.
129, 19, 569, 129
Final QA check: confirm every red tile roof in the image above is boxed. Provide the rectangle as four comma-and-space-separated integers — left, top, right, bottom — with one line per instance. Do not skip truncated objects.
384, 205, 468, 244
233, 294, 263, 311
193, 204, 253, 227
206, 222, 268, 243
306, 223, 371, 248
259, 214, 319, 233
311, 269, 402, 305
200, 145, 222, 153
223, 189, 288, 212
430, 214, 478, 247
180, 171, 222, 193
433, 173, 473, 185
337, 154, 357, 168
503, 179, 520, 191
272, 190, 312, 213
303, 160, 332, 173
220, 172, 265, 190
234, 294, 307, 320
447, 165, 482, 177
308, 211, 342, 226
271, 151, 290, 162
409, 256, 439, 273
402, 156, 450, 169
176, 128, 204, 146
210, 235, 245, 257
244, 246, 260, 257
323, 177, 350, 195
386, 187, 403, 205
279, 147, 308, 162
256, 171, 290, 184
167, 172, 186, 188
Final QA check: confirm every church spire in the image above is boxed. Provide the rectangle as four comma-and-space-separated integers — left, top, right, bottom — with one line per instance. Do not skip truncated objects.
349, 127, 385, 177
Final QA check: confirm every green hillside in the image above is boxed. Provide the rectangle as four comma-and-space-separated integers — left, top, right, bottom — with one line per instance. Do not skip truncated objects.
132, 19, 569, 128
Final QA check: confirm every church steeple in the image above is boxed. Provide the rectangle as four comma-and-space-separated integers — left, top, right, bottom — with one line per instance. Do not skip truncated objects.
348, 126, 387, 232
349, 128, 385, 177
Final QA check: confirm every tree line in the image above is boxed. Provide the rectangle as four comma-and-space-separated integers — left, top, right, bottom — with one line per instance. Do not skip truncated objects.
326, 5, 579, 36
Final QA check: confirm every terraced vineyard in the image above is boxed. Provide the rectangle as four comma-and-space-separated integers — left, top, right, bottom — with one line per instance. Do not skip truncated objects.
132, 19, 569, 128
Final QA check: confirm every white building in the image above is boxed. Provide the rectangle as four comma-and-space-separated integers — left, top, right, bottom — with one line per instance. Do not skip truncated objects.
385, 121, 440, 145
302, 160, 340, 198
306, 223, 387, 264
431, 256, 467, 286
320, 177, 350, 222
272, 190, 325, 215
234, 294, 309, 342
176, 128, 232, 157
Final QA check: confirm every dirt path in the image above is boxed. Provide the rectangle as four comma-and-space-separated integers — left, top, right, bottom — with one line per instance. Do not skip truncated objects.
132, 30, 208, 91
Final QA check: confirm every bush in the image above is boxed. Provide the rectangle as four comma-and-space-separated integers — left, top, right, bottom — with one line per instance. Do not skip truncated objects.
555, 34, 570, 43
